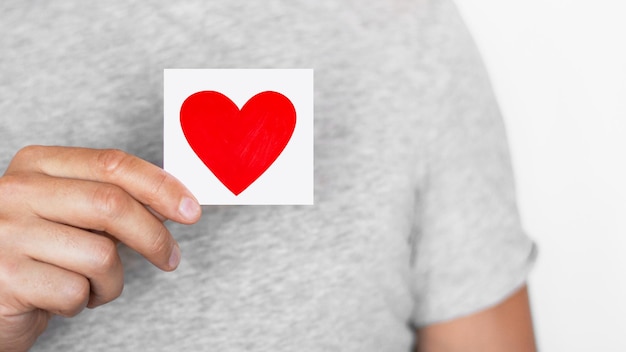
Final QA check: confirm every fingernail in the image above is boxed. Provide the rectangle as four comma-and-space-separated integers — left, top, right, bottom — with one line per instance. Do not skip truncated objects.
169, 243, 181, 269
178, 196, 201, 221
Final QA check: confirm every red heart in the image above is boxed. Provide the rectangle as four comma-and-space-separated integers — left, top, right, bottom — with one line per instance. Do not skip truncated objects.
180, 91, 296, 195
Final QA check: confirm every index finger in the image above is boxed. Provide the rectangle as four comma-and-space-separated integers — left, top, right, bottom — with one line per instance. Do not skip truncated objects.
8, 146, 201, 224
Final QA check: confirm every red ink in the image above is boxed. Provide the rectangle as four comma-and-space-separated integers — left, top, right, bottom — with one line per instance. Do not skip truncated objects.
180, 91, 296, 195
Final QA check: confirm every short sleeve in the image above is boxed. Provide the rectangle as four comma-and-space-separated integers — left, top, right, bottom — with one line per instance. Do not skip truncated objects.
409, 1, 537, 327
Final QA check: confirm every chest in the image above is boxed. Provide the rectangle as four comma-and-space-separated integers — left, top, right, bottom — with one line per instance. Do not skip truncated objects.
3, 2, 436, 349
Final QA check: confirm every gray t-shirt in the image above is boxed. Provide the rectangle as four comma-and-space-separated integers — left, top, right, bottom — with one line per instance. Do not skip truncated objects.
0, 1, 536, 351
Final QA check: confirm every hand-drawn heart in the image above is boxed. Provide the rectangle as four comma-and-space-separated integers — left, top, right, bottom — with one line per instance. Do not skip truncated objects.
180, 91, 296, 195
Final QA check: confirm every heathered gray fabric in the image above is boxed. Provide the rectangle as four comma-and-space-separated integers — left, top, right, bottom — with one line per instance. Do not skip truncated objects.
0, 1, 536, 351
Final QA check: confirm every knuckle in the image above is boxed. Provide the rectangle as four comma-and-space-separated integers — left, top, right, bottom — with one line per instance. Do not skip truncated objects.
146, 172, 170, 204
58, 277, 90, 317
146, 225, 171, 259
0, 174, 27, 201
95, 149, 131, 178
13, 145, 43, 164
88, 238, 119, 276
91, 184, 129, 221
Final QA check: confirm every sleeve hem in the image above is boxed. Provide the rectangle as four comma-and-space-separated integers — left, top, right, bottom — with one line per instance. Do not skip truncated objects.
411, 241, 538, 328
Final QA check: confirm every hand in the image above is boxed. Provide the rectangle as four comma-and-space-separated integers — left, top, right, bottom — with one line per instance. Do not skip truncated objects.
0, 146, 201, 351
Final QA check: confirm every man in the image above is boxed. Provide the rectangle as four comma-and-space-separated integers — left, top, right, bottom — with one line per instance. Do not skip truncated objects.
0, 1, 537, 350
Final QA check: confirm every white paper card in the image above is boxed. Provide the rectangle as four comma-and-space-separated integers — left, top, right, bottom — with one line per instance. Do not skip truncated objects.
164, 69, 313, 205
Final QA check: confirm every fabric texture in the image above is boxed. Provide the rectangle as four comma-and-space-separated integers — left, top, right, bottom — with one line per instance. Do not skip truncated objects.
0, 1, 536, 351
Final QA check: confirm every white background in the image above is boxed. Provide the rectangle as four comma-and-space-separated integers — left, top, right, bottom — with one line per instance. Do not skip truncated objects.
455, 1, 626, 351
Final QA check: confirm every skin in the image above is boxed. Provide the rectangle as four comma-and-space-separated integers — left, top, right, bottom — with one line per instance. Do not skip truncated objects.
0, 146, 202, 352
416, 285, 537, 352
